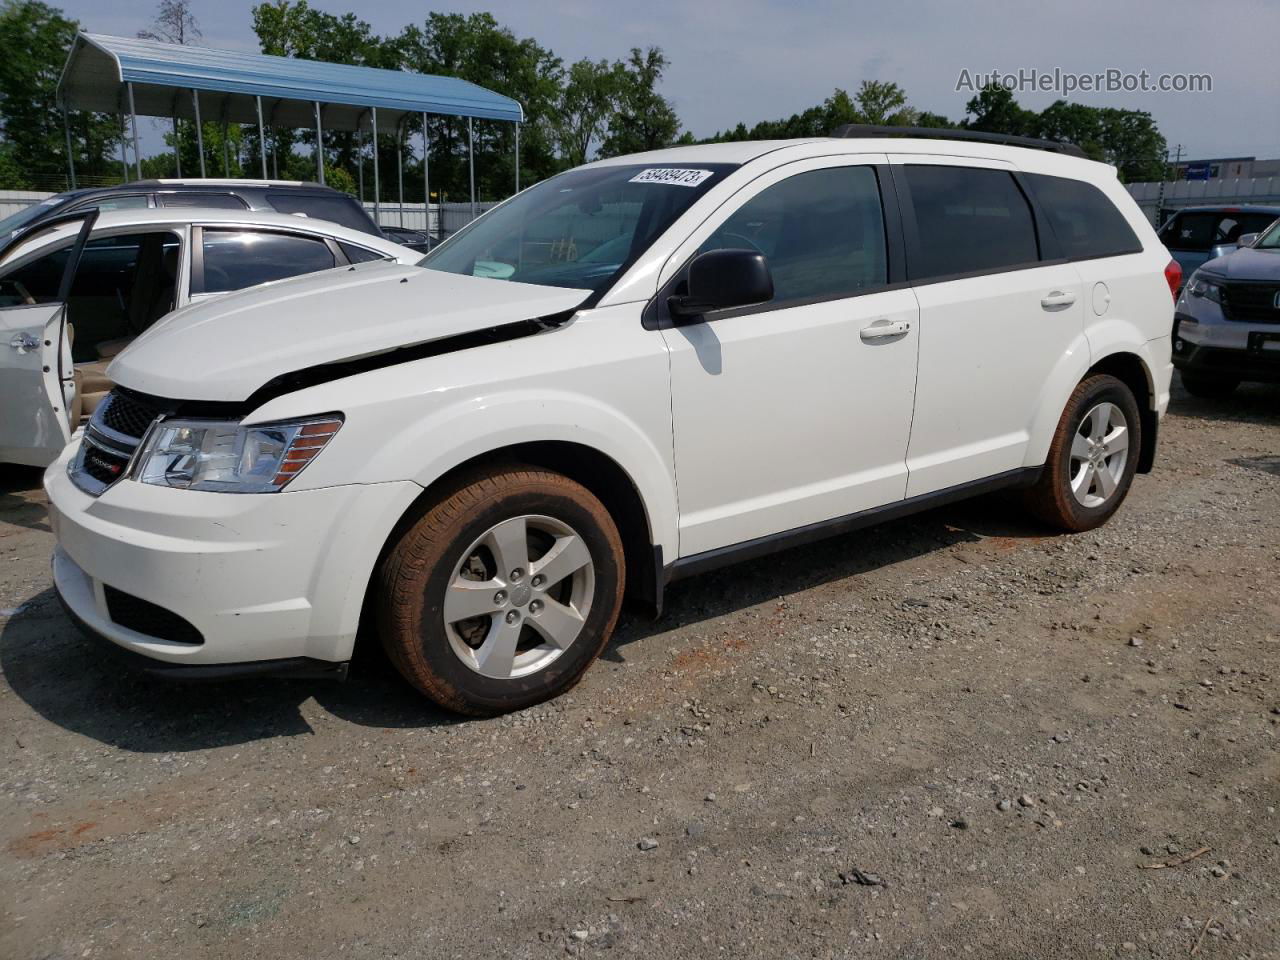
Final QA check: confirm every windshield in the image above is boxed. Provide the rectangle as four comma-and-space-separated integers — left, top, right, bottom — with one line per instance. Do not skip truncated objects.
419, 163, 736, 294
1255, 218, 1280, 249
0, 192, 74, 237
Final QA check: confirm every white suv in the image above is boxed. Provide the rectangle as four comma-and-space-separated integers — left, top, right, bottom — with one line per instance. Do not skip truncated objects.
43, 131, 1179, 715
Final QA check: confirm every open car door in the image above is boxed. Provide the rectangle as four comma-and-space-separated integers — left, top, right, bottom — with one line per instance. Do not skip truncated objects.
0, 209, 98, 467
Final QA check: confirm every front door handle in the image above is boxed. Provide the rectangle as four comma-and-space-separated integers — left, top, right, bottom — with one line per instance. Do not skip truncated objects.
859, 318, 911, 341
1040, 290, 1077, 310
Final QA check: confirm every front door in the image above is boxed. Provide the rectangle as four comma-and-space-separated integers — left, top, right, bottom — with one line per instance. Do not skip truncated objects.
659, 157, 920, 557
0, 211, 97, 466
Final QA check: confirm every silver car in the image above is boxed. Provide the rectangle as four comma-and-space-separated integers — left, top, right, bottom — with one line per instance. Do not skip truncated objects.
1172, 217, 1280, 396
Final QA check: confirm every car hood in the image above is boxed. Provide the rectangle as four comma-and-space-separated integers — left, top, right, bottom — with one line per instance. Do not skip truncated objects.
108, 261, 591, 402
1199, 247, 1280, 280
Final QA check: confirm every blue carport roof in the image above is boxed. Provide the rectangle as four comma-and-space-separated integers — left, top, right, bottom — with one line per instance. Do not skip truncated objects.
58, 33, 524, 130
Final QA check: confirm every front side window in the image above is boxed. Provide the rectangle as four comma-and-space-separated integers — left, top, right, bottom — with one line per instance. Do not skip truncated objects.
697, 166, 888, 304
197, 230, 336, 294
420, 163, 736, 295
904, 165, 1039, 280
93, 194, 151, 212
1024, 173, 1142, 260
0, 231, 179, 359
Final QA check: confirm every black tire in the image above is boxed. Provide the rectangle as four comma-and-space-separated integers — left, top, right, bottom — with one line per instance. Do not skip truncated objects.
376, 466, 625, 716
1024, 374, 1142, 533
1180, 372, 1239, 399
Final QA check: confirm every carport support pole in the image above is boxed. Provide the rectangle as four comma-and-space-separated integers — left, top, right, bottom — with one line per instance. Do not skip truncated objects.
357, 126, 364, 202
468, 116, 476, 220
256, 96, 268, 179
192, 90, 206, 178
514, 121, 520, 193
118, 115, 128, 181
172, 115, 182, 178
314, 101, 324, 185
421, 112, 430, 240
371, 107, 381, 225
62, 107, 76, 189
396, 119, 405, 228
126, 82, 142, 180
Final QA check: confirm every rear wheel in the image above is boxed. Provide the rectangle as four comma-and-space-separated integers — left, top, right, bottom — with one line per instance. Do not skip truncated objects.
1180, 372, 1239, 399
1024, 374, 1141, 532
377, 466, 625, 716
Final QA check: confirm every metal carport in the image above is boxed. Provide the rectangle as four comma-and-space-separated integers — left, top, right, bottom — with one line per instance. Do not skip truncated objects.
56, 33, 525, 221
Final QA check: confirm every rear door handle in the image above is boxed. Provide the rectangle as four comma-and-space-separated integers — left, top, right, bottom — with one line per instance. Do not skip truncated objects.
1040, 290, 1077, 310
859, 318, 911, 341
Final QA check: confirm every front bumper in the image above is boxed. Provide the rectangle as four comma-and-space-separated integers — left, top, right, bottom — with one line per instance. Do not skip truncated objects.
45, 442, 421, 670
1173, 313, 1280, 382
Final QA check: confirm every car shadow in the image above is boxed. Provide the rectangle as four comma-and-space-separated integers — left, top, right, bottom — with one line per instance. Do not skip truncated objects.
0, 490, 1050, 754
0, 464, 51, 533
1168, 375, 1280, 427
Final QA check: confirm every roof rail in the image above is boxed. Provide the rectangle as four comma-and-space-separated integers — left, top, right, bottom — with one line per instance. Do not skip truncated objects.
831, 124, 1088, 159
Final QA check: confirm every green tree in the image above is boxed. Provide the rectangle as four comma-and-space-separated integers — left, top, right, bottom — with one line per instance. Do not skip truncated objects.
0, 0, 120, 190
853, 80, 909, 125
554, 58, 618, 167
600, 47, 681, 157
963, 82, 1037, 136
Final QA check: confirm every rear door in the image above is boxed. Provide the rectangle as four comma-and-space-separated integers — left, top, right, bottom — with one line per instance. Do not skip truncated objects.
890, 157, 1087, 497
0, 211, 97, 466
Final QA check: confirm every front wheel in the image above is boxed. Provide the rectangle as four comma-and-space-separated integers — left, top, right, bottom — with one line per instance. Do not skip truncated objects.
1024, 374, 1142, 532
377, 466, 625, 716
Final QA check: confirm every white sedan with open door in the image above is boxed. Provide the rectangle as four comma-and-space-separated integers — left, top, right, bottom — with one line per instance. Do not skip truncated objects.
0, 206, 416, 467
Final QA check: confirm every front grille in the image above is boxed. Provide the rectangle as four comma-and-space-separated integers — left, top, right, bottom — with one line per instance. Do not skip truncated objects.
1222, 283, 1280, 325
103, 585, 204, 645
99, 389, 168, 439
81, 442, 130, 486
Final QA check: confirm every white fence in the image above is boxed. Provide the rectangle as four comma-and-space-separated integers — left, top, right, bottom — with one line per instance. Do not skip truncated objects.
1127, 177, 1280, 224
0, 190, 53, 221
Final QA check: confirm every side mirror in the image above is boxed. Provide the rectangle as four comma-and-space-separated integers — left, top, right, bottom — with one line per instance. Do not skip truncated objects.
668, 248, 773, 322
1236, 232, 1259, 249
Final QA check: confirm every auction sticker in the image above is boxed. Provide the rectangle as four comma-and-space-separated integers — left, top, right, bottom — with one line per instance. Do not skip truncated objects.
629, 168, 713, 187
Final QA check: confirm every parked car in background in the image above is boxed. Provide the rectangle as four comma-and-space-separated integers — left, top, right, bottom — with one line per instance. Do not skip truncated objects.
1158, 205, 1280, 282
1173, 216, 1280, 396
0, 207, 414, 467
0, 179, 385, 247
380, 225, 433, 253
44, 133, 1175, 715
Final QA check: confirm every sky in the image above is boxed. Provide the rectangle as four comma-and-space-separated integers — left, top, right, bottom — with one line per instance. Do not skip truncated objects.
55, 0, 1280, 163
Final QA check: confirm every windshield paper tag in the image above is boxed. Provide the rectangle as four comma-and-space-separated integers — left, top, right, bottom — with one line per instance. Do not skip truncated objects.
629, 168, 713, 187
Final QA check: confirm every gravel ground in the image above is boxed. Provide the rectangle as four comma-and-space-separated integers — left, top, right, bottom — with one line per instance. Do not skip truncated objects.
2, 375, 1278, 960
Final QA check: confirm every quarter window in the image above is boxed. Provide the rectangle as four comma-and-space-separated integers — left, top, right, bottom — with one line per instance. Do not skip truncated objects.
903, 166, 1038, 280
1024, 173, 1142, 260
698, 166, 888, 303
197, 230, 336, 294
157, 193, 248, 210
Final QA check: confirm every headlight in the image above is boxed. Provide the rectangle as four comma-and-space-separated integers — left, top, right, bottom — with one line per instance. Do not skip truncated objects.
133, 416, 342, 493
1186, 273, 1222, 303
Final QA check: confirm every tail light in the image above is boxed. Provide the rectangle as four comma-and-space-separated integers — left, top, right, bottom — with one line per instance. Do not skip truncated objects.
1164, 258, 1182, 300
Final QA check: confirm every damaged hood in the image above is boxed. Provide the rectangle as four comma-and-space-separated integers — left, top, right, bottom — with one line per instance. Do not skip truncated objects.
108, 261, 590, 402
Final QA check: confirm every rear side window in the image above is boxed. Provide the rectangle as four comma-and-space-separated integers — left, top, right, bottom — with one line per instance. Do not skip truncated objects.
1024, 174, 1142, 260
157, 192, 248, 210
699, 165, 888, 303
1156, 211, 1274, 251
903, 165, 1038, 280
264, 191, 378, 235
197, 229, 336, 294
338, 242, 388, 264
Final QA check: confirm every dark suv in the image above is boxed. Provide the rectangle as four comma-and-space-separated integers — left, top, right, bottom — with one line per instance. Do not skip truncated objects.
0, 179, 383, 248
